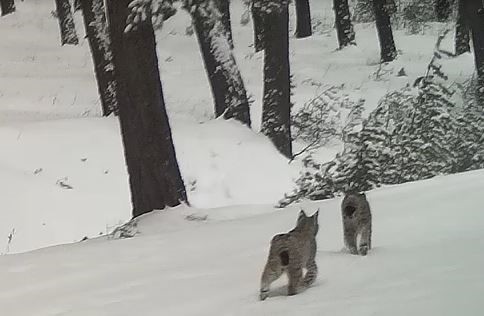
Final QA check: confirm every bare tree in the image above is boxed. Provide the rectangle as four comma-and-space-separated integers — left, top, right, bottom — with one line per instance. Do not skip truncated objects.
106, 0, 188, 218
295, 0, 312, 39
55, 0, 79, 45
334, 0, 355, 48
80, 0, 118, 116
373, 0, 396, 62
186, 0, 251, 126
215, 0, 234, 49
455, 0, 470, 56
0, 0, 15, 16
251, 0, 265, 52
259, 0, 292, 158
462, 0, 484, 106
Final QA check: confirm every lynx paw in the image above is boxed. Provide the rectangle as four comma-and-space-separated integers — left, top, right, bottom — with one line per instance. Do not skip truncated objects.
259, 290, 269, 301
359, 245, 368, 256
349, 247, 358, 255
287, 287, 297, 296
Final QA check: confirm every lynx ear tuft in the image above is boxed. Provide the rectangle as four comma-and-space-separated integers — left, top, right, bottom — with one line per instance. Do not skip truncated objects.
298, 209, 307, 219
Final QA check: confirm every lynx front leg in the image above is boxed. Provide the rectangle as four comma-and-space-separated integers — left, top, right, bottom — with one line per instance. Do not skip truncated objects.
358, 223, 372, 256
287, 266, 303, 296
344, 224, 358, 255
260, 262, 283, 301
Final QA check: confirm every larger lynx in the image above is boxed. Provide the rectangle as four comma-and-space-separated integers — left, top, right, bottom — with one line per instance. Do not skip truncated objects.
341, 192, 372, 256
259, 210, 319, 301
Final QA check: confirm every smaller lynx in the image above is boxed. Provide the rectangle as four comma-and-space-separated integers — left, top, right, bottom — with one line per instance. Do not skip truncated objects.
259, 210, 319, 301
341, 192, 372, 256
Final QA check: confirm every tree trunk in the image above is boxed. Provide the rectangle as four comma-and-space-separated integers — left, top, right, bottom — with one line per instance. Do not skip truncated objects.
55, 0, 79, 45
0, 0, 15, 16
80, 0, 118, 116
295, 0, 312, 39
251, 1, 265, 52
462, 0, 484, 106
260, 0, 292, 159
373, 0, 397, 62
106, 0, 188, 218
455, 0, 470, 56
74, 0, 81, 12
333, 0, 356, 48
435, 0, 451, 21
215, 0, 233, 49
188, 0, 251, 126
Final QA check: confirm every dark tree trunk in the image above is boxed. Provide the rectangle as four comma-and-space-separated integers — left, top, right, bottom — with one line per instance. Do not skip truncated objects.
462, 0, 484, 106
74, 0, 81, 12
251, 1, 265, 52
0, 0, 15, 16
455, 0, 470, 56
55, 0, 79, 45
260, 0, 292, 159
373, 0, 397, 62
80, 0, 118, 116
188, 0, 251, 126
333, 0, 356, 48
435, 0, 451, 21
295, 0, 312, 39
106, 0, 188, 218
215, 0, 233, 49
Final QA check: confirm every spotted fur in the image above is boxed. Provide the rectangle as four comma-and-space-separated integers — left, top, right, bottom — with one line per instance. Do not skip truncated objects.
259, 210, 319, 301
341, 192, 372, 256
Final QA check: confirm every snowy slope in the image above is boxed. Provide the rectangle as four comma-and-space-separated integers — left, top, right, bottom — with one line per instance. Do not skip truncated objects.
0, 0, 478, 255
1, 170, 483, 316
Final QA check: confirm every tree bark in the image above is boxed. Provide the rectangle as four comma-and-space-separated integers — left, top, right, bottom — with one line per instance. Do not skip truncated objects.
0, 0, 15, 16
188, 0, 251, 126
260, 0, 292, 159
55, 0, 79, 45
295, 0, 312, 39
215, 0, 233, 49
435, 0, 451, 21
74, 0, 81, 12
462, 0, 484, 106
80, 0, 118, 116
455, 0, 470, 56
373, 0, 397, 62
251, 1, 265, 52
333, 0, 356, 48
106, 0, 188, 218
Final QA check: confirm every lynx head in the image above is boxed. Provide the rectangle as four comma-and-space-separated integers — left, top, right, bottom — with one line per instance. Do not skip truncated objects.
297, 209, 319, 236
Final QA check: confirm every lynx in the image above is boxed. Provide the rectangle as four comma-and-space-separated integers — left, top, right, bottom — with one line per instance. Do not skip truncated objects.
341, 192, 372, 256
259, 210, 319, 301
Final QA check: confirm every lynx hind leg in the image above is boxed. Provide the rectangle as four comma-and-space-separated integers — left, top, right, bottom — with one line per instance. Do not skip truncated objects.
260, 258, 284, 300
301, 260, 318, 288
343, 224, 358, 255
358, 223, 372, 256
287, 265, 303, 296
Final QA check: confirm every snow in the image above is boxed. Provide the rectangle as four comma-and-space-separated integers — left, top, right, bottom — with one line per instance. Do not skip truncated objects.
1, 170, 483, 315
0, 0, 483, 314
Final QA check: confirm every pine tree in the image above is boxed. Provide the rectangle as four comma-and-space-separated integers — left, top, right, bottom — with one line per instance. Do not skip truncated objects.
294, 0, 312, 39
259, 0, 292, 158
80, 0, 118, 116
353, 0, 374, 22
373, 0, 397, 62
455, 0, 470, 56
185, 0, 251, 126
55, 0, 79, 45
333, 0, 356, 48
0, 0, 15, 16
106, 0, 188, 218
74, 0, 81, 12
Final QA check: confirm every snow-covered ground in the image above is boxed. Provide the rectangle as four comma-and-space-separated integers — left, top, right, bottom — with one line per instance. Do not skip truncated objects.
1, 1, 483, 314
1, 170, 483, 315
